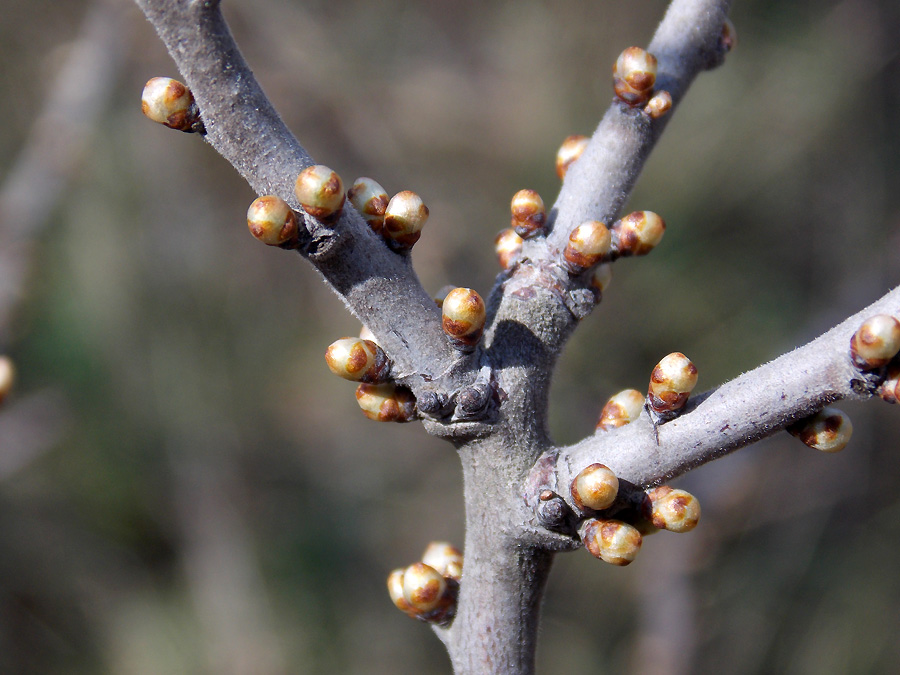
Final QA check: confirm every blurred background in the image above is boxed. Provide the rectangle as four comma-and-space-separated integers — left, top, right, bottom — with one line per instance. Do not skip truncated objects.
2, 0, 900, 672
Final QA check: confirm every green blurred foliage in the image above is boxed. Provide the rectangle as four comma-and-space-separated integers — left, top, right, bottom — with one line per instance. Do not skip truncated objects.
2, 0, 900, 672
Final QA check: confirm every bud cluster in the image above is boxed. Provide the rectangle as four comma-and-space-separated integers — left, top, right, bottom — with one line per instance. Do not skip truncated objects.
387, 542, 463, 624
611, 47, 673, 119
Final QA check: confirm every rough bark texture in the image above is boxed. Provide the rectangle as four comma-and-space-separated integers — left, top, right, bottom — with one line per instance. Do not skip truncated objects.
133, 0, 900, 673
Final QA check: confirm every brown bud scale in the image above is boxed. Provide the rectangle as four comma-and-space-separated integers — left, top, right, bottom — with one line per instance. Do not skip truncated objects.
849, 314, 900, 370
510, 189, 546, 239
648, 352, 698, 415
441, 288, 486, 350
141, 77, 202, 132
556, 135, 589, 180
356, 383, 417, 422
613, 211, 665, 257
571, 463, 619, 511
788, 407, 852, 453
564, 220, 611, 273
495, 228, 524, 270
383, 191, 428, 250
347, 177, 389, 234
596, 388, 644, 431
324, 337, 390, 383
295, 165, 345, 222
246, 196, 299, 247
581, 518, 642, 566
647, 486, 701, 533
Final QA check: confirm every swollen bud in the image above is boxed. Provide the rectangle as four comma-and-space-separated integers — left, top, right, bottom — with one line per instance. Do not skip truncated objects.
613, 211, 665, 256
387, 568, 416, 615
556, 135, 589, 180
402, 562, 447, 613
613, 47, 657, 106
849, 314, 900, 370
421, 542, 463, 581
325, 337, 390, 383
581, 518, 642, 566
644, 90, 672, 120
295, 165, 345, 222
0, 356, 14, 404
596, 388, 644, 431
382, 191, 429, 251
495, 228, 524, 270
788, 407, 853, 453
510, 189, 546, 239
441, 287, 486, 351
356, 383, 417, 422
246, 196, 299, 247
563, 220, 611, 273
347, 177, 389, 234
571, 463, 619, 511
647, 486, 701, 533
140, 77, 203, 132
648, 352, 698, 419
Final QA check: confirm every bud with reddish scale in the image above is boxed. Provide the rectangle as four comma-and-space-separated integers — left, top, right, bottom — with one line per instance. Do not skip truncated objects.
563, 221, 611, 273
788, 407, 853, 453
402, 562, 447, 613
880, 362, 900, 404
387, 568, 417, 616
571, 463, 619, 511
849, 314, 900, 370
612, 211, 665, 256
596, 388, 644, 431
347, 177, 389, 234
647, 486, 701, 533
422, 542, 463, 581
495, 228, 523, 270
556, 135, 589, 180
382, 190, 429, 251
581, 518, 642, 566
613, 47, 657, 106
644, 90, 672, 120
356, 383, 417, 422
325, 337, 390, 383
246, 196, 299, 247
141, 77, 203, 133
441, 287, 486, 351
648, 352, 698, 420
510, 189, 546, 239
295, 165, 345, 222
0, 356, 13, 405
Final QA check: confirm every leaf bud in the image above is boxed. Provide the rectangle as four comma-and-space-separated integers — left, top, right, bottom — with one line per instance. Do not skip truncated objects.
589, 263, 613, 299
356, 383, 417, 422
0, 356, 14, 404
563, 220, 611, 273
571, 463, 619, 511
347, 177, 389, 234
556, 135, 589, 180
647, 486, 701, 533
510, 189, 546, 239
581, 518, 642, 566
295, 165, 345, 222
596, 388, 644, 431
720, 18, 737, 53
644, 90, 672, 120
422, 542, 463, 581
325, 337, 390, 383
402, 562, 447, 613
383, 191, 429, 250
849, 314, 900, 370
387, 568, 417, 615
613, 210, 665, 256
613, 47, 657, 106
648, 352, 698, 417
246, 196, 299, 247
788, 407, 853, 453
494, 228, 524, 270
441, 287, 486, 351
140, 77, 203, 132
879, 362, 900, 404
